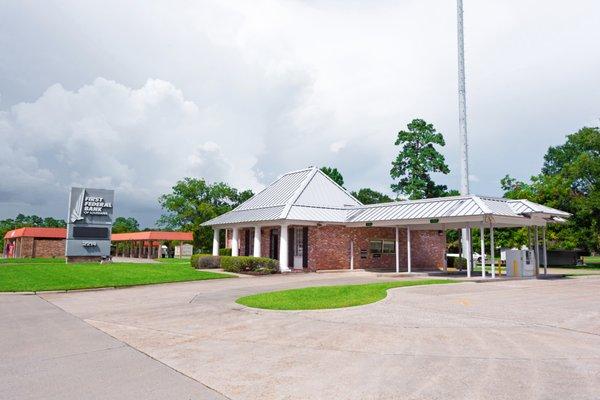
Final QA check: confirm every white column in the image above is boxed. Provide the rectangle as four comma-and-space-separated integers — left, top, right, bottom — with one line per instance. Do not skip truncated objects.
465, 227, 472, 278
543, 226, 548, 275
406, 226, 412, 273
395, 227, 400, 273
490, 225, 496, 278
534, 226, 540, 274
350, 240, 354, 270
480, 224, 486, 278
231, 227, 239, 257
212, 228, 219, 256
253, 226, 261, 257
279, 225, 290, 272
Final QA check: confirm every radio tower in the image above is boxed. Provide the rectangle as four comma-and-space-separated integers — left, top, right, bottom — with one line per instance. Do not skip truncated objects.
457, 0, 472, 276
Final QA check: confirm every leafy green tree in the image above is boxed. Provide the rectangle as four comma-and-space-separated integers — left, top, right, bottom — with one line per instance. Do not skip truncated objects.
350, 188, 393, 205
42, 217, 66, 228
502, 127, 600, 252
320, 166, 345, 188
1, 214, 66, 248
390, 119, 451, 199
112, 217, 140, 233
157, 178, 253, 251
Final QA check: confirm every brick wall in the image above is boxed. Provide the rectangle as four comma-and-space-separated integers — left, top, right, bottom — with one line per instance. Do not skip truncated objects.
260, 226, 279, 258
33, 239, 65, 258
307, 225, 446, 271
19, 237, 34, 257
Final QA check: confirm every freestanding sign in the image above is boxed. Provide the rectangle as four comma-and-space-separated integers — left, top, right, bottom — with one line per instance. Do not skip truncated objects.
65, 187, 114, 262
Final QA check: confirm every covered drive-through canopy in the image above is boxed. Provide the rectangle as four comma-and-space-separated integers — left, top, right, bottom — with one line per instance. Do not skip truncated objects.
111, 231, 193, 259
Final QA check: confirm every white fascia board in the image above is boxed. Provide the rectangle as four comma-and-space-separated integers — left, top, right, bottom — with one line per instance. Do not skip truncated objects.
343, 215, 487, 228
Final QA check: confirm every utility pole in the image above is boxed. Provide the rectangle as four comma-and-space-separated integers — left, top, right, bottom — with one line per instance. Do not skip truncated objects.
457, 0, 472, 277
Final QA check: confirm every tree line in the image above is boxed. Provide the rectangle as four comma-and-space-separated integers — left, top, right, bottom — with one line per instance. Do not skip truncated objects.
2, 121, 597, 255
157, 120, 599, 254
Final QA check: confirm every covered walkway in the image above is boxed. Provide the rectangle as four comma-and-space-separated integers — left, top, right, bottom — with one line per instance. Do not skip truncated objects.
111, 231, 193, 259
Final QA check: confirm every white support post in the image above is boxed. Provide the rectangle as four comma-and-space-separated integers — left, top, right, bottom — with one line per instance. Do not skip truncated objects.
212, 228, 219, 256
279, 225, 290, 272
350, 240, 354, 270
534, 226, 540, 274
231, 227, 239, 257
543, 226, 548, 275
406, 226, 412, 274
490, 225, 495, 278
465, 227, 472, 278
395, 227, 400, 273
253, 226, 261, 257
480, 224, 486, 278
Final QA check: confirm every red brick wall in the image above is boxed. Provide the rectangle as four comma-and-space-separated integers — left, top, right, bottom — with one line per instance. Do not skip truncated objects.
307, 225, 446, 271
260, 226, 279, 258
33, 239, 65, 258
19, 237, 34, 257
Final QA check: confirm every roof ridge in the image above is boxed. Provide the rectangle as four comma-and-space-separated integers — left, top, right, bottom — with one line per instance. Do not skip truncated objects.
354, 194, 474, 209
279, 167, 319, 219
312, 168, 363, 206
470, 195, 493, 214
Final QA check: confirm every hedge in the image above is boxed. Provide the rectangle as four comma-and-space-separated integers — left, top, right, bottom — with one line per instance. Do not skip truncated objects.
191, 254, 219, 269
191, 254, 279, 275
221, 256, 279, 275
219, 248, 232, 256
453, 257, 467, 269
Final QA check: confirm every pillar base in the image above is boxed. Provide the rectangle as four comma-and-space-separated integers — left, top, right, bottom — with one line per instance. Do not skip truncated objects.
66, 256, 104, 263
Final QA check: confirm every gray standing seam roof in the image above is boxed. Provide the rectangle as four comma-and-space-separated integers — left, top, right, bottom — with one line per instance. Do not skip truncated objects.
202, 168, 570, 226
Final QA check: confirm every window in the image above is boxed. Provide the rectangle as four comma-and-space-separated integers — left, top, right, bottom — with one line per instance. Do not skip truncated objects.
382, 240, 395, 254
369, 239, 395, 254
369, 240, 382, 254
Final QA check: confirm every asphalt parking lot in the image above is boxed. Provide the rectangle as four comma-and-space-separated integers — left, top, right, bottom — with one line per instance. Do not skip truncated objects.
3, 272, 600, 399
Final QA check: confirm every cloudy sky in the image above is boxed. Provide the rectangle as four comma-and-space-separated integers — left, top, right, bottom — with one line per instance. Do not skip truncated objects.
1, 0, 599, 227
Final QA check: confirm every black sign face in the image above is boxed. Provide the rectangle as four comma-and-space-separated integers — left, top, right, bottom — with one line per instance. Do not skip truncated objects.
72, 226, 110, 240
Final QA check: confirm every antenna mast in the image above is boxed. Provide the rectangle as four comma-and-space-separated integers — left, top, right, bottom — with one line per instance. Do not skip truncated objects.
457, 0, 469, 195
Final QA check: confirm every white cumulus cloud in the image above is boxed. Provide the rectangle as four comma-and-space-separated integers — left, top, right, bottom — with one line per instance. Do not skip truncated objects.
0, 78, 265, 224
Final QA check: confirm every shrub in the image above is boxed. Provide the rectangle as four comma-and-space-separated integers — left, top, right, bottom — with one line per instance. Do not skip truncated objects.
219, 248, 232, 256
453, 257, 467, 270
220, 256, 278, 275
191, 254, 219, 269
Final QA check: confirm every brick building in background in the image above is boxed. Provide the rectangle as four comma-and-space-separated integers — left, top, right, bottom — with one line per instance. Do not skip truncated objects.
3, 227, 67, 258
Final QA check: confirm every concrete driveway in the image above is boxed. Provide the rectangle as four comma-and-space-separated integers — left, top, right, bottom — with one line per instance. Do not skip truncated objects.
0, 293, 227, 400
34, 272, 600, 400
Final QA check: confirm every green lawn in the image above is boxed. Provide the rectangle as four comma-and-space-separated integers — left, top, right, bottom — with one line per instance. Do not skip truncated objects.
236, 279, 456, 310
0, 258, 233, 292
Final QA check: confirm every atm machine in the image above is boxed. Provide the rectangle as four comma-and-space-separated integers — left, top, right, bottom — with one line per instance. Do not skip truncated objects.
505, 249, 537, 277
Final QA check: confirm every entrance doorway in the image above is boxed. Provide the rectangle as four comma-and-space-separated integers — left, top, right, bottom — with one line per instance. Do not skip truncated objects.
293, 227, 304, 269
